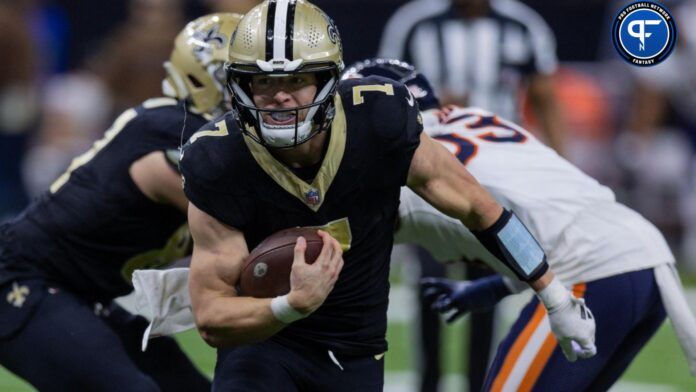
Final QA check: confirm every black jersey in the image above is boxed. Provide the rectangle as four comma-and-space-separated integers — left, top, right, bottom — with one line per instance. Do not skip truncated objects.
180, 76, 423, 355
0, 98, 208, 301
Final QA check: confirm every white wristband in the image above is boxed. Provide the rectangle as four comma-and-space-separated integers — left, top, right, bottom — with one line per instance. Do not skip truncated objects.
270, 295, 306, 324
536, 277, 571, 313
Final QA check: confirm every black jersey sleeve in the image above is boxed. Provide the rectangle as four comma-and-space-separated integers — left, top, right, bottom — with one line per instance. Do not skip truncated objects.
344, 76, 423, 187
179, 117, 256, 230
128, 98, 207, 174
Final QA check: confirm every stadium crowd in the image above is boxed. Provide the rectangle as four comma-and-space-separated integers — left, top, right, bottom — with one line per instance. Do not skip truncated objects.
1, 0, 693, 272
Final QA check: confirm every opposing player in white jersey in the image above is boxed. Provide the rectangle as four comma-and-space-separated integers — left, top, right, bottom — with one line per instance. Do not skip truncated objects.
346, 59, 696, 391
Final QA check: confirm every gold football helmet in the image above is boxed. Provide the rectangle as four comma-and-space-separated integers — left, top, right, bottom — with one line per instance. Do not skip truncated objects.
163, 13, 243, 117
226, 0, 344, 148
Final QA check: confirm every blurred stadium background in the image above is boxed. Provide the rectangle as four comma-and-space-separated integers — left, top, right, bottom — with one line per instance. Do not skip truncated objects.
0, 0, 695, 390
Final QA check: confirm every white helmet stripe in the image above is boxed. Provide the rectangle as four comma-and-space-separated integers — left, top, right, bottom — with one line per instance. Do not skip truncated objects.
273, 0, 290, 61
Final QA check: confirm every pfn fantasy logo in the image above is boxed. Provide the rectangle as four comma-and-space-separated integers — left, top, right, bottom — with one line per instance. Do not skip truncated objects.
612, 1, 677, 66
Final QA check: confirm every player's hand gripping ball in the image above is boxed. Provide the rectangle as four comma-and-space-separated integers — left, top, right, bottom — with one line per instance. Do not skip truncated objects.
239, 228, 323, 297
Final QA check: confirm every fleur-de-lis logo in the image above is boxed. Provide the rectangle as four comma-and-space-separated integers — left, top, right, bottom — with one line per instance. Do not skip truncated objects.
6, 282, 30, 308
191, 25, 227, 63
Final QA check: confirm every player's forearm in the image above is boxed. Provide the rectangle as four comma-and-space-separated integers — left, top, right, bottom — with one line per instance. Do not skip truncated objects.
408, 134, 503, 230
414, 165, 503, 230
193, 295, 286, 347
409, 136, 547, 281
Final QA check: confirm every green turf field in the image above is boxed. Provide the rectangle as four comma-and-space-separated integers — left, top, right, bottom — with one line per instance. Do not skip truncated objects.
1, 283, 695, 391
2, 309, 695, 390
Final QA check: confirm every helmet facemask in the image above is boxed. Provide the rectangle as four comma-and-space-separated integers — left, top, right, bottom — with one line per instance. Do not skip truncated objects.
227, 62, 340, 148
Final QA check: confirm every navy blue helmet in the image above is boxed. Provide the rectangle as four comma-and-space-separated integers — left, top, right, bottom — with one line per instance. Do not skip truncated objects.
342, 58, 440, 111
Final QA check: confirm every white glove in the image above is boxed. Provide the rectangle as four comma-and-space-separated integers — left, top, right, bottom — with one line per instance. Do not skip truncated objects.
536, 277, 597, 362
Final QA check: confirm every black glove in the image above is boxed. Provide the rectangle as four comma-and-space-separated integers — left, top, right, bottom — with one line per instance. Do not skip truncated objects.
420, 275, 512, 323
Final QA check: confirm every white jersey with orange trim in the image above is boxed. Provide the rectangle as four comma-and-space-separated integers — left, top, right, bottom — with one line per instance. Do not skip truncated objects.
396, 106, 675, 286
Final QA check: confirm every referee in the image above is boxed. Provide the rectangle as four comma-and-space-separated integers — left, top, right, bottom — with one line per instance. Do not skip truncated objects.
379, 0, 563, 151
379, 1, 564, 391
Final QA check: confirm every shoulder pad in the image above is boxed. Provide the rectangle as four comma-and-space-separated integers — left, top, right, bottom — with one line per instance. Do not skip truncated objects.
338, 76, 422, 146
179, 113, 247, 190
338, 75, 410, 106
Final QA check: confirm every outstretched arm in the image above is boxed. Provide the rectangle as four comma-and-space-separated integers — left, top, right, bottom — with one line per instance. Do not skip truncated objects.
407, 133, 551, 285
407, 133, 596, 361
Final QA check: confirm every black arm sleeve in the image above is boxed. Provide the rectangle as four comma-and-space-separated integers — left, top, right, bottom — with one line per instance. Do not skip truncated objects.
472, 209, 549, 282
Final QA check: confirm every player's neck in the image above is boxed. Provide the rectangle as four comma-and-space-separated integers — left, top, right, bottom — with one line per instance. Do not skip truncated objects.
270, 131, 328, 168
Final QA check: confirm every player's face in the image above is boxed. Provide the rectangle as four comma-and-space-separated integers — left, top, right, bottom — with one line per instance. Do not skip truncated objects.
250, 73, 318, 126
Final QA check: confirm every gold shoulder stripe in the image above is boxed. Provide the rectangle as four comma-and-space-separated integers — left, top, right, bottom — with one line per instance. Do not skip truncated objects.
242, 94, 347, 211
189, 120, 229, 144
143, 97, 178, 108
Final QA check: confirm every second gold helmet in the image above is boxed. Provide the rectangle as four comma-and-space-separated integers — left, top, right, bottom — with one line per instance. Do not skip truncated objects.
163, 13, 243, 117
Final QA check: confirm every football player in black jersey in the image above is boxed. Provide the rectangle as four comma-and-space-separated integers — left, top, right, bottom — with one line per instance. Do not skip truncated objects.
0, 13, 242, 391
181, 1, 597, 391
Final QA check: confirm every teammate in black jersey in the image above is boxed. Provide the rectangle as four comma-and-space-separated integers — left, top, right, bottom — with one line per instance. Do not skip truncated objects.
0, 13, 242, 391
181, 2, 597, 391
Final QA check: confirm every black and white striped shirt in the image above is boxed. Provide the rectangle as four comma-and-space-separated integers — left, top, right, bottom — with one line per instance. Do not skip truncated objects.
379, 0, 558, 121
